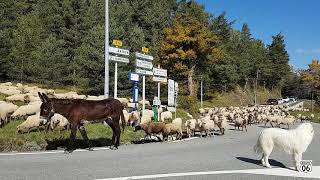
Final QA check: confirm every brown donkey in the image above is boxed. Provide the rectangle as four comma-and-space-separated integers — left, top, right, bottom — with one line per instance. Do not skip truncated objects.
38, 93, 125, 153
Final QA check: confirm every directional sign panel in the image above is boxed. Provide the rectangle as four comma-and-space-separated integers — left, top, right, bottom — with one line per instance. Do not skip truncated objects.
135, 52, 153, 61
112, 40, 123, 47
109, 55, 129, 63
136, 59, 153, 69
136, 68, 153, 76
153, 68, 167, 77
152, 76, 167, 83
109, 47, 129, 56
168, 79, 175, 106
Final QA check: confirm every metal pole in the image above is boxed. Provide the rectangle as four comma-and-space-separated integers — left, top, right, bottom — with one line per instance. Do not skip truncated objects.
254, 70, 259, 105
157, 65, 160, 122
104, 0, 109, 98
142, 75, 145, 117
200, 78, 203, 108
311, 90, 314, 112
114, 62, 117, 98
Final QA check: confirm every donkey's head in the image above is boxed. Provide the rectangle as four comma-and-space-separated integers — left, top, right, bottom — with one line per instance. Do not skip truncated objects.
38, 92, 55, 125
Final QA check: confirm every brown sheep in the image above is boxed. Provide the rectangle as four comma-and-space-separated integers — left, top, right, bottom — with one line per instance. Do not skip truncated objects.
134, 122, 166, 141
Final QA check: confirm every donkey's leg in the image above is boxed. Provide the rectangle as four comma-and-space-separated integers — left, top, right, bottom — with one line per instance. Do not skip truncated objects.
105, 119, 117, 149
78, 125, 93, 151
66, 124, 78, 153
113, 122, 121, 148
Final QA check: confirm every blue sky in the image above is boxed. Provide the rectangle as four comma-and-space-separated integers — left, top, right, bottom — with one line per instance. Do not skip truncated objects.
196, 0, 320, 69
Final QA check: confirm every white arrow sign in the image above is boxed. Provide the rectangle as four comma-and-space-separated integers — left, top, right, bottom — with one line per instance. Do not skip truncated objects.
109, 47, 129, 56
136, 68, 153, 76
152, 76, 167, 82
153, 68, 167, 77
135, 52, 153, 61
109, 55, 129, 63
136, 59, 153, 69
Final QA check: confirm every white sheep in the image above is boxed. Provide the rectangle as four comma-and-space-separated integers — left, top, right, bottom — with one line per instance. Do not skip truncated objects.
185, 119, 197, 137
50, 113, 69, 132
160, 111, 173, 122
11, 102, 41, 119
5, 94, 26, 102
163, 118, 183, 141
0, 102, 18, 127
277, 117, 296, 129
198, 118, 215, 137
141, 114, 152, 124
116, 98, 129, 105
17, 113, 43, 133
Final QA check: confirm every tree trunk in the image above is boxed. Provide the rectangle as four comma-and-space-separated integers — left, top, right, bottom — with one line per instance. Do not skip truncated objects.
188, 66, 195, 96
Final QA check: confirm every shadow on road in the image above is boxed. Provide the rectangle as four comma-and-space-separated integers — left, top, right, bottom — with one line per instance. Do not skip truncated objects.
236, 157, 286, 168
46, 138, 113, 150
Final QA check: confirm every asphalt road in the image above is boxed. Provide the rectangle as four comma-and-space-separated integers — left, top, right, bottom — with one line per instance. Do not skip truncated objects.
0, 122, 319, 180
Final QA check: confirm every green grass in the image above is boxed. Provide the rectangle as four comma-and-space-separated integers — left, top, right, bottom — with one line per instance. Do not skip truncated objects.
0, 93, 7, 101
0, 120, 144, 152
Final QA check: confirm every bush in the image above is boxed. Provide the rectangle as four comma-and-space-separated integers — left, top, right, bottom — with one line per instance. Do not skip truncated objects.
178, 95, 199, 118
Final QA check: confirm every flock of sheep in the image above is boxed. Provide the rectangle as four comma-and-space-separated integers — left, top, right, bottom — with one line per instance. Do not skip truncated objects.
0, 82, 314, 142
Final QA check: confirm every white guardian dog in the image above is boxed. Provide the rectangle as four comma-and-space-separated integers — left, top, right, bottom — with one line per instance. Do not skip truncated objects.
254, 123, 314, 171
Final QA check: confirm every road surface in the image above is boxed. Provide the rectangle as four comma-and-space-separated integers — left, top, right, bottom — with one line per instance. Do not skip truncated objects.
0, 122, 319, 180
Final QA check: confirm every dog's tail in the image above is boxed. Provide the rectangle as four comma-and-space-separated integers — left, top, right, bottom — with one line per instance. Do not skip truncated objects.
253, 135, 263, 154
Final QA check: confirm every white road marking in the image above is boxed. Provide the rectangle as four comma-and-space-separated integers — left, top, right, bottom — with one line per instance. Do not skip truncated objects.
0, 147, 111, 156
96, 166, 320, 180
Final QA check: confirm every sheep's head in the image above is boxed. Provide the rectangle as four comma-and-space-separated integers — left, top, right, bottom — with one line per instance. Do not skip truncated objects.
38, 92, 55, 125
133, 123, 142, 132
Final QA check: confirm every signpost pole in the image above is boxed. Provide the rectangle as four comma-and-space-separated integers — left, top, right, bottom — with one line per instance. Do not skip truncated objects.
114, 62, 117, 98
142, 75, 145, 117
104, 0, 109, 98
200, 78, 203, 108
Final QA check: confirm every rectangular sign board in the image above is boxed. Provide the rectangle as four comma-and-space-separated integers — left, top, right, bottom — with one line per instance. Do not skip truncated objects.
136, 59, 153, 69
129, 72, 139, 82
142, 47, 149, 54
135, 52, 153, 61
109, 47, 129, 56
136, 68, 153, 76
152, 76, 167, 82
109, 55, 129, 63
153, 68, 167, 77
168, 79, 175, 106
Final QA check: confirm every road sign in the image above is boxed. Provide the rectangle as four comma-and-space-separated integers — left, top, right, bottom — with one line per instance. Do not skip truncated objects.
136, 59, 153, 69
112, 40, 123, 47
142, 47, 149, 54
152, 76, 167, 82
153, 97, 161, 106
109, 47, 129, 56
168, 79, 175, 106
109, 55, 129, 63
135, 52, 153, 61
136, 68, 153, 76
153, 68, 167, 77
129, 72, 139, 82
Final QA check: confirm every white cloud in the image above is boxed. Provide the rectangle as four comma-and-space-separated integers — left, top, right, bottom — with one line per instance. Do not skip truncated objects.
295, 48, 320, 54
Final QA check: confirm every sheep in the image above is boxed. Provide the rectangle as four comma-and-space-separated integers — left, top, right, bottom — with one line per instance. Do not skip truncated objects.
0, 89, 21, 96
276, 117, 296, 129
134, 122, 166, 141
0, 102, 18, 127
0, 82, 12, 86
160, 111, 172, 122
116, 98, 129, 105
163, 118, 183, 141
215, 115, 228, 135
199, 108, 205, 114
128, 111, 140, 125
185, 119, 197, 137
120, 109, 130, 125
50, 113, 70, 132
11, 102, 41, 119
198, 118, 215, 137
5, 94, 26, 102
234, 115, 248, 132
17, 113, 45, 133
141, 114, 152, 124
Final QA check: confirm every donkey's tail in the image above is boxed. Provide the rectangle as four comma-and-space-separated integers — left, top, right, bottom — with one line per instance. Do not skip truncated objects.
120, 109, 125, 132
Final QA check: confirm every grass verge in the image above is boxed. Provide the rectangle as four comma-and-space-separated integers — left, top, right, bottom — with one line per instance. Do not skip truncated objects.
0, 120, 144, 152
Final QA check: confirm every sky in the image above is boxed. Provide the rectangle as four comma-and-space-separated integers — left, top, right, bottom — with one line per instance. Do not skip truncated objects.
196, 0, 320, 69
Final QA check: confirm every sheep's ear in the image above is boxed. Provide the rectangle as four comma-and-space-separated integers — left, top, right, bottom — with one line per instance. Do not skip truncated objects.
38, 92, 45, 102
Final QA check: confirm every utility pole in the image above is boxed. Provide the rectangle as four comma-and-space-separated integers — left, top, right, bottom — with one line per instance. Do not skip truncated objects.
254, 70, 259, 105
104, 0, 109, 98
200, 77, 203, 108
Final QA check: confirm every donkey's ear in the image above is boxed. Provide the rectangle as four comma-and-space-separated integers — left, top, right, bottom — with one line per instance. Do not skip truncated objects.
42, 93, 49, 102
38, 92, 45, 102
